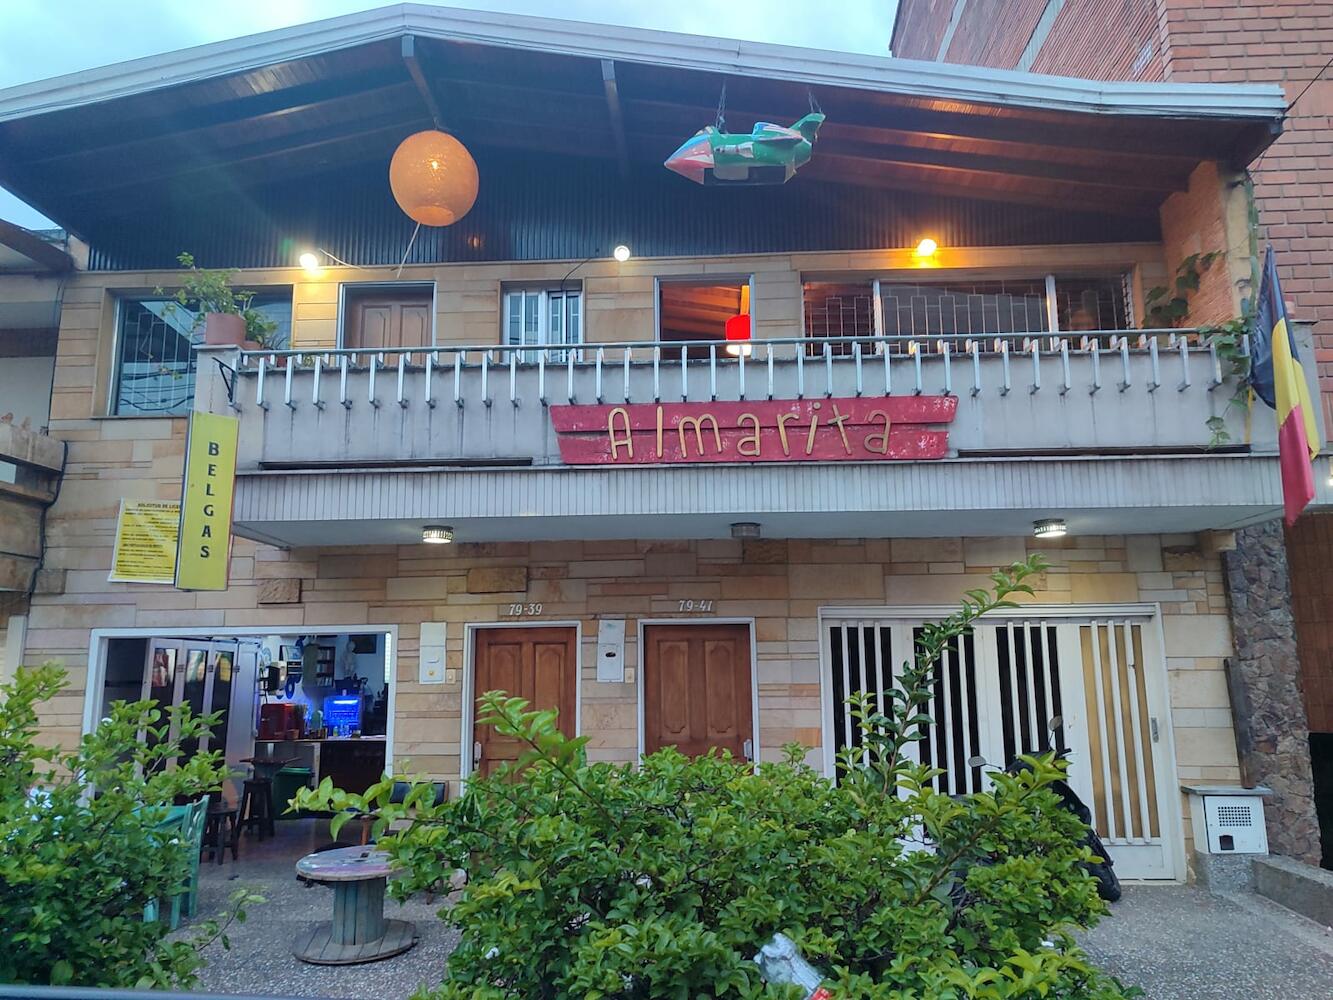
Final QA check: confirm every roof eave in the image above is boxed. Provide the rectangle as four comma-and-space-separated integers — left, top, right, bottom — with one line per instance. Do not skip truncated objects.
0, 219, 72, 273
0, 2, 1287, 127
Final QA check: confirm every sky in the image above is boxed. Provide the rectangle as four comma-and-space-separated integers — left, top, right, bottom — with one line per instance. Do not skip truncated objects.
0, 0, 898, 229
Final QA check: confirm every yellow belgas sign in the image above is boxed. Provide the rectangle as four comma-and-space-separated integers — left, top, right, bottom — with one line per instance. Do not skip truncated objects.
175, 411, 239, 591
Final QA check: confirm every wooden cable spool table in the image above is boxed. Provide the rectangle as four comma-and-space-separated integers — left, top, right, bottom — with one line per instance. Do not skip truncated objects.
292, 846, 418, 965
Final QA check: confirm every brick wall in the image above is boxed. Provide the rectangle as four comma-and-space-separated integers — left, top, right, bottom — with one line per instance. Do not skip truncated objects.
1030, 0, 1166, 80
1158, 160, 1249, 325
946, 0, 1049, 68
1285, 513, 1333, 733
891, 0, 958, 59
1158, 1, 1333, 427
891, 0, 1333, 419
893, 0, 1165, 79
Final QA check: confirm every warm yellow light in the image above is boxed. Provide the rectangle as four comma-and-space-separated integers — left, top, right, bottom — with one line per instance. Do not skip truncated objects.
389, 130, 479, 227
298, 251, 321, 274
915, 238, 938, 258
613, 244, 632, 263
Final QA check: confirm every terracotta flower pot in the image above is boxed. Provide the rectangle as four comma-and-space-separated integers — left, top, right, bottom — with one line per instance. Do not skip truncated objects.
242, 339, 261, 351
203, 312, 246, 346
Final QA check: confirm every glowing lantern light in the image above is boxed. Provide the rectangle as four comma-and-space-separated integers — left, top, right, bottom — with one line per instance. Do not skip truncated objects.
389, 130, 479, 227
725, 313, 752, 357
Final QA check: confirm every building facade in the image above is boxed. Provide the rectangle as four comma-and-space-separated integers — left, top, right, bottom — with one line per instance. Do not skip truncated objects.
0, 4, 1314, 880
893, 0, 1333, 870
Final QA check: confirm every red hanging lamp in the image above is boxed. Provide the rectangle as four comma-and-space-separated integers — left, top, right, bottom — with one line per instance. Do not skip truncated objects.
725, 313, 751, 356
725, 283, 752, 357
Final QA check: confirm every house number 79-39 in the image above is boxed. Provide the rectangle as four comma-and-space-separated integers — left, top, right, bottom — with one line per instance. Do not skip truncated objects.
678, 599, 714, 612
505, 603, 543, 616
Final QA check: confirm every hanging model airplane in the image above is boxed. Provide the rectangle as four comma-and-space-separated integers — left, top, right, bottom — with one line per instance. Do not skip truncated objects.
664, 113, 825, 186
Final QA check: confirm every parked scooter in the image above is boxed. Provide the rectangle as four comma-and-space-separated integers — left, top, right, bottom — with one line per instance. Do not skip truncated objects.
960, 716, 1121, 904
1005, 741, 1122, 902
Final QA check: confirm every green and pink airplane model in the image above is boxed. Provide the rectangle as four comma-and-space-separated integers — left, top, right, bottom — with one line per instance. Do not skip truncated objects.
664, 113, 825, 186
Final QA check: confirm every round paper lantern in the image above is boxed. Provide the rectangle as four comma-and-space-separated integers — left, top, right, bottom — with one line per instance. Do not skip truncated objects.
389, 130, 479, 227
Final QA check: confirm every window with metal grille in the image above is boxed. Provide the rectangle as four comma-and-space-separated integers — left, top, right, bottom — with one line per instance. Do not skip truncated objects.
881, 279, 1050, 340
802, 273, 1134, 349
1052, 275, 1132, 332
111, 294, 292, 416
804, 281, 876, 339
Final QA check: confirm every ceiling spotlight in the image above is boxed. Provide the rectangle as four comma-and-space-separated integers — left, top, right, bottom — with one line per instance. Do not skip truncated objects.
422, 524, 454, 544
1032, 518, 1067, 539
613, 244, 632, 263
298, 251, 321, 274
914, 238, 938, 258
730, 521, 761, 540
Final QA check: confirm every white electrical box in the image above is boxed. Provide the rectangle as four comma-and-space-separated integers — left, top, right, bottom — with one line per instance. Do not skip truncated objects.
596, 619, 626, 682
1184, 784, 1270, 855
419, 622, 447, 684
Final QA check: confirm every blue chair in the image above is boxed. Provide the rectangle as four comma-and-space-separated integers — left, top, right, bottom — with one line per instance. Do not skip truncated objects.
143, 799, 207, 928
176, 798, 208, 922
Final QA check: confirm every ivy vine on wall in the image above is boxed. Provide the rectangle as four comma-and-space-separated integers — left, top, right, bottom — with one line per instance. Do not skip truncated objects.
1143, 251, 1251, 448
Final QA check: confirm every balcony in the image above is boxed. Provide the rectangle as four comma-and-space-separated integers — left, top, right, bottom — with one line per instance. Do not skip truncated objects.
194, 330, 1313, 545
0, 421, 64, 592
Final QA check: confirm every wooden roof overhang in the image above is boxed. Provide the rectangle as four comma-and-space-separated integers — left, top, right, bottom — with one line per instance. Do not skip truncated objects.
0, 4, 1285, 240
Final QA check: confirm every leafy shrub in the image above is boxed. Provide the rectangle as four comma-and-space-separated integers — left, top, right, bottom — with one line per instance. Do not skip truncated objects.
301, 559, 1137, 999
0, 664, 256, 988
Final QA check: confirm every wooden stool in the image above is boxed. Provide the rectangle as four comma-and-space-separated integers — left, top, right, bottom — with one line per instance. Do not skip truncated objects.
240, 777, 275, 841
203, 801, 240, 864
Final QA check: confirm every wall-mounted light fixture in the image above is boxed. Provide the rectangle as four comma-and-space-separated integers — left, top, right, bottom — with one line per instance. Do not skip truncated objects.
730, 521, 762, 539
296, 247, 368, 275
1032, 518, 1067, 539
613, 244, 632, 263
914, 237, 938, 258
422, 524, 454, 544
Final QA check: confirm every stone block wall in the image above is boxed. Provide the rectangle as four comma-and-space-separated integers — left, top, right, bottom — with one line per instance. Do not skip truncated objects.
1221, 519, 1321, 864
23, 531, 1238, 857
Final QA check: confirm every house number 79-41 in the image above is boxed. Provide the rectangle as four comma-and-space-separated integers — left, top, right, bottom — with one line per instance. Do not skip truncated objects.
678, 599, 714, 612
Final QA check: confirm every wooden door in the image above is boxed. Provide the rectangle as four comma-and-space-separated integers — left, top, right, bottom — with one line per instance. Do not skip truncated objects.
343, 288, 432, 351
643, 624, 753, 760
472, 627, 577, 777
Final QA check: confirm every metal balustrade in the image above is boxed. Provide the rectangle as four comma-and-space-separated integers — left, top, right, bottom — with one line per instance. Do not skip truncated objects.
231, 330, 1240, 413
204, 329, 1257, 468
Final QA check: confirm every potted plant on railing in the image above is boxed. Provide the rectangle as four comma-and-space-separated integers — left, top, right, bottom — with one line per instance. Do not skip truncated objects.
162, 252, 282, 351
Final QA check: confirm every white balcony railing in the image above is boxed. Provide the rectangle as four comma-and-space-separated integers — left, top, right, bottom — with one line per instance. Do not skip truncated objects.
207, 330, 1258, 468
234, 330, 1237, 411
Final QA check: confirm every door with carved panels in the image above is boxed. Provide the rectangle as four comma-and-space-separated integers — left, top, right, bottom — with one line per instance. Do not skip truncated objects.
642, 623, 754, 761
822, 612, 1178, 880
472, 627, 577, 777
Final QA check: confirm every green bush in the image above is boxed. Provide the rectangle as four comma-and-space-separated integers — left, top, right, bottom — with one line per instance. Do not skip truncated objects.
0, 664, 257, 988
300, 559, 1137, 999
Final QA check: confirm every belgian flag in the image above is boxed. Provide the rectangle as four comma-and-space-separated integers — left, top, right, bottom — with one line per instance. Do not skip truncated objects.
1249, 246, 1319, 525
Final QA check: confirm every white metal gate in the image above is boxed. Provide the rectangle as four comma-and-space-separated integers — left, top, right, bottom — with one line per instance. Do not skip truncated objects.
821, 610, 1180, 881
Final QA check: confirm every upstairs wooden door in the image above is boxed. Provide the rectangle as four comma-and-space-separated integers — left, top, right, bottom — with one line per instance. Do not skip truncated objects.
343, 286, 432, 351
643, 623, 753, 760
472, 626, 577, 777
